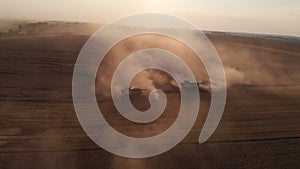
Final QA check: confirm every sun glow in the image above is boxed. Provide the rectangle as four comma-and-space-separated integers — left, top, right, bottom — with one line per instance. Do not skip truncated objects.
146, 0, 168, 6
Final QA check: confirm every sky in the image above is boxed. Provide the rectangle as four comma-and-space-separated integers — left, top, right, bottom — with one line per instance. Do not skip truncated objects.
0, 0, 299, 36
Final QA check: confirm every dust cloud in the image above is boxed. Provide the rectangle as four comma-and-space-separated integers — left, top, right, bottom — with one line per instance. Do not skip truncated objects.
95, 26, 299, 96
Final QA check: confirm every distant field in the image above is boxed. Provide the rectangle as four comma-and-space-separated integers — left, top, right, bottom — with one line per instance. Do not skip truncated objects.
0, 21, 102, 37
0, 32, 300, 169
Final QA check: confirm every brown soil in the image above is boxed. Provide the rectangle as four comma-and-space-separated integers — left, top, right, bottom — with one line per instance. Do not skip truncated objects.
0, 34, 299, 169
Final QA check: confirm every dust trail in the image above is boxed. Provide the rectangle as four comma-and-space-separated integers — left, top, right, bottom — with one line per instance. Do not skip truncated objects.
95, 26, 299, 96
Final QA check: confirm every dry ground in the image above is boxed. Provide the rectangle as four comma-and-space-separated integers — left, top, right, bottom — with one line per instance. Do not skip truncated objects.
0, 34, 299, 169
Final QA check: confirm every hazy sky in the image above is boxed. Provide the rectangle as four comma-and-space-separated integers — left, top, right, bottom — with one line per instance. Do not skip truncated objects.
0, 0, 299, 36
